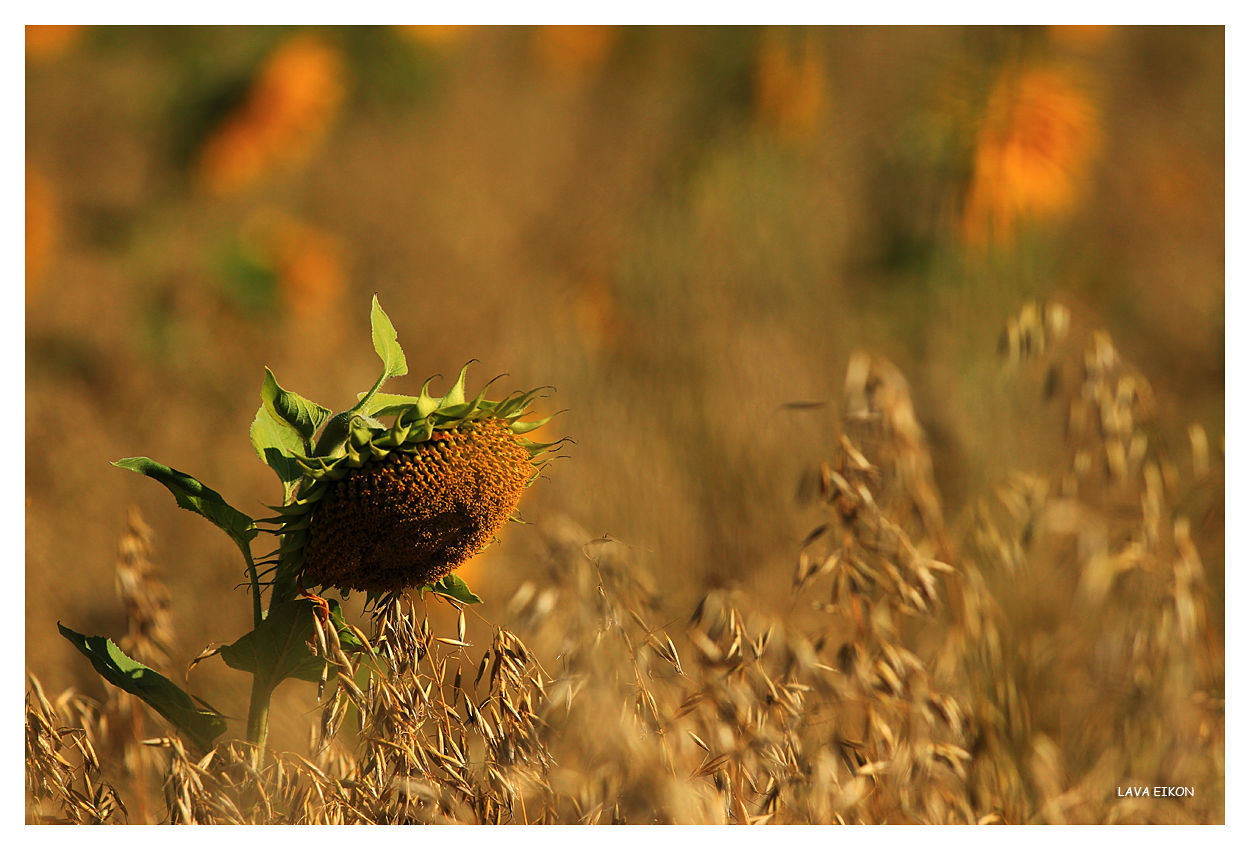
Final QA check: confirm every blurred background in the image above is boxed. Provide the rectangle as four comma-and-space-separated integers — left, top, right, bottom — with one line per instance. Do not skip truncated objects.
26, 25, 1223, 749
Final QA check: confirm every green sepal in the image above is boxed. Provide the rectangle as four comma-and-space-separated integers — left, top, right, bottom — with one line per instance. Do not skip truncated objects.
276, 533, 309, 554
113, 458, 256, 560
518, 437, 566, 455
441, 362, 473, 408
414, 377, 441, 418
220, 598, 364, 687
509, 412, 561, 435
432, 401, 475, 422
459, 373, 504, 418
259, 501, 318, 519
419, 573, 483, 605
277, 513, 313, 532
59, 623, 228, 753
297, 452, 347, 476
365, 366, 497, 423
297, 485, 328, 504
495, 387, 551, 420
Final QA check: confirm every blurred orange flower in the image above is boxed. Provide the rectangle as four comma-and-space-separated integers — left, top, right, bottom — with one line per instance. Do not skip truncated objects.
241, 210, 346, 319
395, 25, 473, 48
1049, 25, 1116, 48
26, 25, 84, 63
754, 29, 825, 142
961, 66, 1100, 246
533, 25, 618, 80
197, 34, 345, 196
573, 272, 628, 352
26, 166, 56, 299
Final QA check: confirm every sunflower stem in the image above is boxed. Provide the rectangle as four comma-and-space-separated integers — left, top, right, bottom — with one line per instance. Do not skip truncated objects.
245, 674, 273, 768
243, 533, 298, 767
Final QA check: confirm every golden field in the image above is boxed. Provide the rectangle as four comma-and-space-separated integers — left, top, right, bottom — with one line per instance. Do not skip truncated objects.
25, 26, 1223, 824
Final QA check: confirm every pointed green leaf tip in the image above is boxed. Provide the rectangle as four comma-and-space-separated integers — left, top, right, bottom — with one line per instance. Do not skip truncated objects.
59, 624, 227, 752
442, 362, 472, 407
113, 457, 256, 559
353, 295, 410, 417
371, 294, 408, 381
261, 368, 332, 444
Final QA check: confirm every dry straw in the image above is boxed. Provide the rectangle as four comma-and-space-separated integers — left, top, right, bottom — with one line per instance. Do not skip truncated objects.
26, 302, 1222, 823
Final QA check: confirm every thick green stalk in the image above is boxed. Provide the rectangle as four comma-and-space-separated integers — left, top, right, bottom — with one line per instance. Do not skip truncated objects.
245, 675, 273, 761
243, 515, 302, 766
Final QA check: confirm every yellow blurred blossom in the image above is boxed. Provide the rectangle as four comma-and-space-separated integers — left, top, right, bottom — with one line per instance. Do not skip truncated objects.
754, 29, 825, 142
197, 34, 345, 196
26, 166, 56, 299
26, 25, 84, 63
961, 66, 1100, 246
533, 26, 618, 80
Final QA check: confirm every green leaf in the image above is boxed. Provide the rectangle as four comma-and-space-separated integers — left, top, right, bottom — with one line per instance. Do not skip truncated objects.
260, 368, 331, 446
113, 458, 256, 558
370, 294, 408, 382
352, 295, 409, 416
253, 368, 333, 492
221, 598, 363, 687
423, 573, 483, 605
59, 624, 227, 752
250, 407, 306, 503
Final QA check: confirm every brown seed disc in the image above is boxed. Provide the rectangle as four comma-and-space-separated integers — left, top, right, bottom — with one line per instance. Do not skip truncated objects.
301, 418, 532, 593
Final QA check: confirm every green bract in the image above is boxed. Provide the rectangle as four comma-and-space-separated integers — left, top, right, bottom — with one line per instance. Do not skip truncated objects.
261, 362, 560, 598
247, 296, 561, 603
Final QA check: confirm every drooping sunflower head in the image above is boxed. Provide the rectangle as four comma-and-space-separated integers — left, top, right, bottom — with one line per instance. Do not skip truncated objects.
252, 297, 559, 603
281, 371, 554, 595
